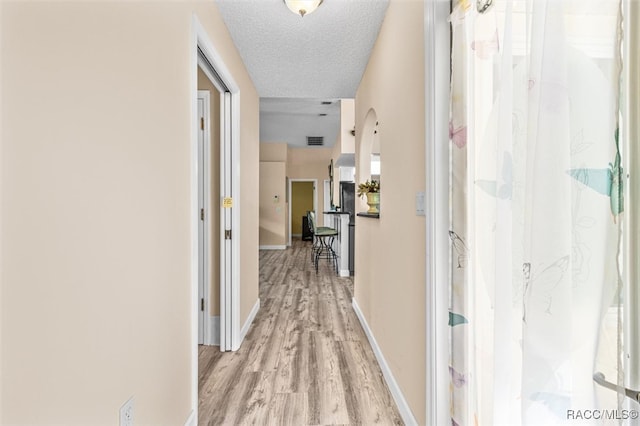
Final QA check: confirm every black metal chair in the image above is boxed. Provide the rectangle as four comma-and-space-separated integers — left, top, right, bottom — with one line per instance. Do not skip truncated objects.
307, 211, 338, 273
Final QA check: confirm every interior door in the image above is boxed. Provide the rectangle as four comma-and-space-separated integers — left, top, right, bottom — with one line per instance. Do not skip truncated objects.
197, 96, 205, 345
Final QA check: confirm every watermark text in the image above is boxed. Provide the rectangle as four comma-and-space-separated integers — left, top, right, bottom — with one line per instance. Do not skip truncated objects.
567, 409, 639, 420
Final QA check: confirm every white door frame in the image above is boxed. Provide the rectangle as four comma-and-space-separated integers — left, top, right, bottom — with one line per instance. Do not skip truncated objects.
622, 0, 640, 408
197, 90, 212, 346
424, 0, 451, 425
190, 14, 242, 419
194, 19, 241, 354
288, 179, 318, 246
316, 179, 333, 226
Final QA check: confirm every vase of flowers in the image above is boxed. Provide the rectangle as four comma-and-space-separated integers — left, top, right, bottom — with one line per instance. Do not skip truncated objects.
357, 180, 380, 214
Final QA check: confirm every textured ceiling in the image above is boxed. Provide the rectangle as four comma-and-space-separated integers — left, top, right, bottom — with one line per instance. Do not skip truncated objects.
260, 98, 341, 147
216, 0, 389, 148
215, 0, 389, 98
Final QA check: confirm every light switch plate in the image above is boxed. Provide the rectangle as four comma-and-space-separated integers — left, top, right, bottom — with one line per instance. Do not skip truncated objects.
120, 396, 134, 426
416, 191, 425, 216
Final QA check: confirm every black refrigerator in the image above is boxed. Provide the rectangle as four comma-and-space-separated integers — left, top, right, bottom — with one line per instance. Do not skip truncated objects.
340, 182, 355, 275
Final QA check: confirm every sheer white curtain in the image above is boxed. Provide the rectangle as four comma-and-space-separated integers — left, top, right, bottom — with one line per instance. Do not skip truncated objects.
449, 1, 625, 424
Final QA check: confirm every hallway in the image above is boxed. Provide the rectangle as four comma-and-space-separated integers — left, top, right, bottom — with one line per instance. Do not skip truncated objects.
198, 240, 403, 425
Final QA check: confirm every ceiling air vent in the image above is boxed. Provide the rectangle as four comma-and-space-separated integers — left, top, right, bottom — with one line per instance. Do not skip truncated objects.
307, 136, 324, 146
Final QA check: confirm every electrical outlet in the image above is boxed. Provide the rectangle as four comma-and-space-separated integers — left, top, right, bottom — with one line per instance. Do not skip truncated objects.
119, 397, 134, 426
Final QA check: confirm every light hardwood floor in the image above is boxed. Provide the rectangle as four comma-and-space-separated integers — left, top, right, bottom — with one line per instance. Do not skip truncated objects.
198, 239, 403, 425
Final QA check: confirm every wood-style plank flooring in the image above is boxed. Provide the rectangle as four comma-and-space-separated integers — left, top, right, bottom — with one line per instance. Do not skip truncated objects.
198, 239, 403, 425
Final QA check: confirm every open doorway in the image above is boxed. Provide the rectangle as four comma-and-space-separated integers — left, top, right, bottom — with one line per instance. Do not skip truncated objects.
288, 179, 317, 246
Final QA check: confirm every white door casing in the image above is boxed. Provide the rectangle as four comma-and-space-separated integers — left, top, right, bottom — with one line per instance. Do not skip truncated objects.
197, 90, 215, 347
194, 19, 241, 354
197, 93, 207, 345
424, 1, 451, 425
221, 91, 233, 352
323, 179, 331, 227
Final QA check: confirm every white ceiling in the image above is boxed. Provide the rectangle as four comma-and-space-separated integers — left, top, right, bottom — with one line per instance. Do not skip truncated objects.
260, 97, 341, 147
215, 0, 389, 148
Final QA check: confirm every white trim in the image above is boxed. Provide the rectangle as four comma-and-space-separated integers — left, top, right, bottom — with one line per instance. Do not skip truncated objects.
197, 90, 212, 347
193, 22, 240, 94
622, 0, 640, 400
221, 92, 232, 352
203, 90, 212, 347
328, 213, 351, 278
259, 245, 287, 250
240, 299, 260, 342
323, 179, 331, 219
288, 178, 318, 247
352, 299, 418, 426
424, 1, 452, 425
221, 92, 231, 352
316, 179, 333, 226
206, 315, 220, 346
230, 94, 242, 352
184, 410, 196, 426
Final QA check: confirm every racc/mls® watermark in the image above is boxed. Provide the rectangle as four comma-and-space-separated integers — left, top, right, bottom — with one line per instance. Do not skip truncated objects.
567, 409, 639, 421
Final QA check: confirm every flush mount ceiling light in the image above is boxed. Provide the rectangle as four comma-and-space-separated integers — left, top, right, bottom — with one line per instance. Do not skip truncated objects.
283, 0, 323, 17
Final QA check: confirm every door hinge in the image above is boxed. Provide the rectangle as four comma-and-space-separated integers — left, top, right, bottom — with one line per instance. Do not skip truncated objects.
200, 208, 204, 221
200, 117, 204, 130
200, 298, 204, 312
225, 229, 232, 240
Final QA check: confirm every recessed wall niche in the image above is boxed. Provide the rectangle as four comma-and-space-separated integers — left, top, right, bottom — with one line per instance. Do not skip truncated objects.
357, 108, 381, 213
358, 108, 381, 184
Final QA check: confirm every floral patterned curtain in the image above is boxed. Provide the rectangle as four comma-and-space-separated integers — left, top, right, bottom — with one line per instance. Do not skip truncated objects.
449, 1, 625, 424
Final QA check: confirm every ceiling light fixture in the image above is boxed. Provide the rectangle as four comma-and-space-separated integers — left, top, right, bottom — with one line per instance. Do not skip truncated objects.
283, 0, 323, 17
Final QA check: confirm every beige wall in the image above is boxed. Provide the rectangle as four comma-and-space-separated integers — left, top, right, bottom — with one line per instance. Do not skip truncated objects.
259, 162, 287, 246
332, 99, 356, 205
259, 144, 288, 247
0, 1, 259, 424
259, 144, 331, 234
197, 67, 221, 317
354, 0, 426, 423
260, 142, 288, 163
339, 98, 356, 154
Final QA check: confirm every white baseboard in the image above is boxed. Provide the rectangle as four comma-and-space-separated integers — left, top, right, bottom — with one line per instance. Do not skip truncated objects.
259, 245, 287, 250
240, 299, 260, 343
352, 298, 418, 426
184, 409, 196, 426
339, 269, 350, 277
206, 315, 220, 346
